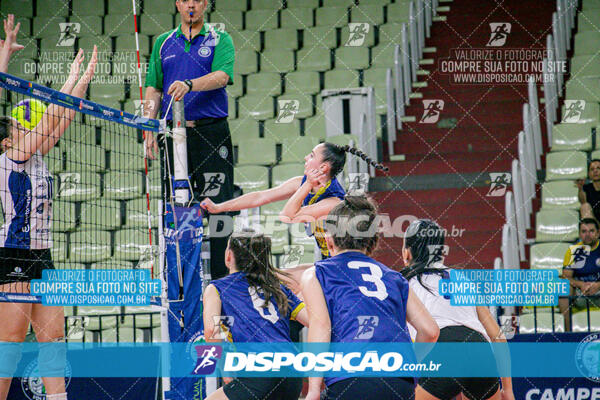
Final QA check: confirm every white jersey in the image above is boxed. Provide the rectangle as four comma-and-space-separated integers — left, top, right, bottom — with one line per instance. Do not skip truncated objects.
407, 263, 489, 341
0, 151, 53, 249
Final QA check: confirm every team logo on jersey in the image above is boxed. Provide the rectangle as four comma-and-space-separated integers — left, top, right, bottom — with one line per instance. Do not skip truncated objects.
354, 316, 379, 340
8, 266, 26, 278
427, 245, 449, 266
198, 47, 212, 57
212, 316, 235, 341
345, 23, 370, 47
20, 360, 72, 400
486, 23, 511, 47
276, 100, 299, 123
487, 172, 511, 197
346, 173, 369, 195
575, 333, 600, 383
57, 23, 80, 47
569, 244, 591, 270
420, 100, 444, 123
201, 173, 225, 196
562, 100, 586, 123
281, 245, 305, 268
192, 345, 223, 375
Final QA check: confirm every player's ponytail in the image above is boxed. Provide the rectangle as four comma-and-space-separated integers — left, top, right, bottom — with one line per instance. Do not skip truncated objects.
322, 142, 389, 178
401, 219, 448, 293
228, 229, 290, 316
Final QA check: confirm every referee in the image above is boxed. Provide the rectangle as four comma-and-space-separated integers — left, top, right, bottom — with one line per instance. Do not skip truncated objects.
143, 0, 235, 279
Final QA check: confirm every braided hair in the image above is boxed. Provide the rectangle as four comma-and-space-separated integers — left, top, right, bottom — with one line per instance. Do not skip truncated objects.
321, 142, 389, 177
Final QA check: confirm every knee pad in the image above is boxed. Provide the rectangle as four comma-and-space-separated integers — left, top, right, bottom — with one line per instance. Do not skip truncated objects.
37, 340, 67, 377
0, 341, 23, 377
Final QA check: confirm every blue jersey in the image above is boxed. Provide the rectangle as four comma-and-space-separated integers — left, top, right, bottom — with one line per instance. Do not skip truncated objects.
301, 176, 345, 258
315, 251, 412, 386
211, 272, 305, 342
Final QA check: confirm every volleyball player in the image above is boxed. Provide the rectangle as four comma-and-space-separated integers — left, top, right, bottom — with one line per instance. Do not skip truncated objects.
301, 196, 440, 400
0, 15, 98, 399
202, 229, 309, 400
401, 219, 514, 400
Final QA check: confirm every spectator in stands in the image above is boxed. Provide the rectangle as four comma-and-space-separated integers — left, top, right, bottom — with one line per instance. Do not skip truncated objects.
143, 0, 235, 279
560, 218, 600, 331
576, 159, 600, 221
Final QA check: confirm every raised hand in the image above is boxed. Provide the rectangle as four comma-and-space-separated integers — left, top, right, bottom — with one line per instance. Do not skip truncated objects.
2, 14, 24, 55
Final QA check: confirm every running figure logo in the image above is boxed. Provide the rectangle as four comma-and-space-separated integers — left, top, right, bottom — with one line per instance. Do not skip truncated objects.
276, 100, 300, 123
498, 316, 518, 340
192, 345, 223, 375
354, 316, 379, 340
345, 23, 370, 46
347, 173, 369, 195
486, 23, 511, 47
420, 100, 444, 123
133, 100, 155, 124
487, 173, 511, 197
281, 245, 304, 268
57, 23, 80, 47
569, 244, 591, 270
202, 173, 226, 197
563, 100, 586, 123
427, 245, 449, 266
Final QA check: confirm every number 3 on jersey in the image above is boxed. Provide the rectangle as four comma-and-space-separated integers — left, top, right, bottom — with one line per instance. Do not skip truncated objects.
348, 261, 388, 301
248, 287, 279, 323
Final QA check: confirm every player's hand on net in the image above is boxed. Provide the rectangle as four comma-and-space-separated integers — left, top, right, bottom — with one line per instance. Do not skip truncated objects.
2, 14, 24, 55
144, 132, 159, 160
200, 198, 222, 214
66, 49, 85, 86
167, 80, 191, 102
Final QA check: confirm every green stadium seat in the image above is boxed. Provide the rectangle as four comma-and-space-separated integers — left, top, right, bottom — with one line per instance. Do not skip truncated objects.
104, 171, 144, 200
261, 50, 295, 73
54, 262, 87, 270
280, 8, 314, 29
340, 23, 376, 47
72, 0, 106, 16
80, 200, 122, 230
91, 260, 134, 269
236, 138, 277, 165
565, 78, 600, 103
110, 150, 145, 171
252, 0, 283, 9
276, 93, 314, 119
50, 233, 68, 262
334, 47, 370, 70
270, 229, 289, 255
234, 165, 270, 192
327, 133, 359, 147
51, 201, 76, 232
214, 0, 248, 11
551, 123, 597, 151
6, 58, 35, 81
272, 164, 304, 186
583, 0, 600, 10
227, 74, 244, 98
103, 133, 140, 153
151, 327, 162, 342
63, 125, 97, 146
140, 14, 174, 36
302, 26, 337, 50
1, 1, 33, 17
104, 14, 135, 36
65, 144, 106, 172
121, 309, 160, 329
323, 0, 356, 7
144, 0, 176, 14
545, 151, 587, 181
577, 10, 600, 32
33, 16, 66, 38
56, 172, 102, 201
37, 0, 69, 17
229, 118, 260, 142
285, 71, 320, 95
114, 228, 156, 261
238, 95, 275, 120
315, 7, 349, 27
229, 30, 261, 52
561, 101, 599, 125
235, 50, 259, 75
296, 47, 332, 71
529, 242, 570, 271
70, 16, 103, 36
246, 9, 279, 31
519, 313, 564, 334
78, 36, 112, 54
208, 10, 244, 31
125, 198, 159, 228
264, 29, 299, 50
280, 137, 318, 163
264, 118, 301, 142
12, 40, 37, 60
115, 34, 151, 55
570, 55, 600, 79
279, 244, 316, 268
287, 0, 318, 7
101, 327, 145, 342
290, 231, 316, 251
324, 69, 359, 89
69, 230, 112, 263
574, 31, 600, 56
387, 3, 412, 24
107, 0, 141, 15
541, 181, 580, 209
304, 114, 327, 140
572, 311, 600, 333
378, 23, 404, 44
44, 147, 63, 174
351, 4, 385, 25
229, 98, 237, 119
590, 149, 600, 160
89, 84, 126, 104
535, 209, 579, 242
364, 67, 392, 114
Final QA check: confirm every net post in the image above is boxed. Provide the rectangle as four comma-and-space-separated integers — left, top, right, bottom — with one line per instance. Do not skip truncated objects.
172, 100, 190, 204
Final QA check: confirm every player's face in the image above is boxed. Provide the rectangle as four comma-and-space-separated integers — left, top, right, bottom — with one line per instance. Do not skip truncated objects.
589, 162, 600, 181
177, 0, 207, 24
580, 223, 599, 245
304, 144, 325, 174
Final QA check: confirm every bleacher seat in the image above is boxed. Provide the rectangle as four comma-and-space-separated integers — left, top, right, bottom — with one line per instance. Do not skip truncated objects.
280, 8, 314, 29
37, 0, 69, 17
296, 47, 332, 71
213, 0, 248, 11
323, 0, 356, 7
78, 36, 112, 54
561, 101, 599, 125
247, 73, 283, 96
572, 310, 600, 332
229, 118, 260, 142
7, 58, 35, 81
364, 67, 393, 114
304, 114, 327, 140
565, 78, 600, 102
285, 71, 321, 95
57, 172, 102, 201
92, 260, 134, 269
260, 201, 288, 216
55, 262, 87, 270
52, 201, 77, 232
122, 306, 160, 328
115, 34, 151, 55
125, 198, 159, 228
577, 10, 600, 31
65, 144, 106, 172
518, 313, 564, 333
582, 0, 600, 9
279, 93, 315, 119
324, 69, 359, 89
33, 16, 66, 38
261, 50, 295, 73
107, 0, 141, 15
264, 119, 302, 141
253, 0, 283, 9
270, 230, 289, 255
272, 164, 304, 186
529, 242, 570, 271
340, 24, 376, 47
570, 55, 600, 79
238, 95, 275, 120
334, 47, 370, 70
44, 147, 63, 174
387, 3, 412, 24
264, 28, 299, 51
280, 137, 318, 163
80, 200, 122, 230
104, 171, 144, 200
104, 14, 134, 36
535, 209, 579, 242
245, 9, 279, 31
551, 123, 597, 151
101, 327, 145, 342
208, 10, 244, 31
70, 16, 103, 36
114, 229, 155, 261
69, 231, 112, 263
1, 1, 34, 17
315, 7, 349, 27
541, 181, 580, 209
351, 4, 386, 25
140, 14, 174, 36
544, 151, 587, 181
229, 30, 261, 52
574, 31, 600, 56
72, 1, 106, 16
51, 233, 68, 262
234, 166, 270, 192
236, 138, 277, 165
287, 0, 319, 8
236, 50, 259, 75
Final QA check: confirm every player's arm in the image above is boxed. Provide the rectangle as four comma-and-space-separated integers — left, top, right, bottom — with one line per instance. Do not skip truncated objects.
201, 176, 303, 213
301, 267, 331, 400
406, 289, 439, 343
202, 284, 223, 342
277, 263, 314, 295
476, 306, 514, 400
143, 86, 162, 160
